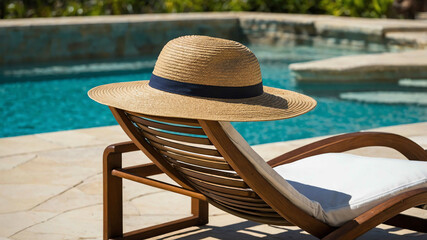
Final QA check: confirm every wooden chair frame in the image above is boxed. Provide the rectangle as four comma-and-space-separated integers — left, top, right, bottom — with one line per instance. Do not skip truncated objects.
103, 107, 427, 240
103, 142, 209, 240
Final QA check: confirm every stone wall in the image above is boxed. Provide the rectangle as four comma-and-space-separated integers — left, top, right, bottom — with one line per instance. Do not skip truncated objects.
239, 13, 427, 50
239, 13, 316, 45
0, 13, 243, 65
1, 12, 426, 66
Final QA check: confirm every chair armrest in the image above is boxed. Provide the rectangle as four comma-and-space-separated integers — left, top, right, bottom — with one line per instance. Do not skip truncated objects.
104, 141, 139, 154
268, 131, 427, 168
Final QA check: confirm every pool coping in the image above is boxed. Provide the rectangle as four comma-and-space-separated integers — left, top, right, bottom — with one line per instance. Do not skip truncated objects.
289, 49, 427, 82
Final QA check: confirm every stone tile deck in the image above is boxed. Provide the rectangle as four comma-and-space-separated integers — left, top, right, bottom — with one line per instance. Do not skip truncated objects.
1, 122, 426, 239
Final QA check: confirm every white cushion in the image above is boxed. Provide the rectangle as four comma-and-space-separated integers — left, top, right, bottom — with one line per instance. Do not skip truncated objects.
220, 122, 324, 223
219, 122, 427, 227
274, 153, 427, 226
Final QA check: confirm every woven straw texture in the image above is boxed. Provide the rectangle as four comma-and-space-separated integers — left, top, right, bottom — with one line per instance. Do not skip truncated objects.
88, 35, 317, 122
153, 35, 261, 87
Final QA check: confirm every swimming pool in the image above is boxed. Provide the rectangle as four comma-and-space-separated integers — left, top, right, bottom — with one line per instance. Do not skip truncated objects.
1, 44, 426, 144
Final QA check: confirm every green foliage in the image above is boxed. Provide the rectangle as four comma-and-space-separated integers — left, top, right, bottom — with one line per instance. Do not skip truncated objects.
245, 0, 322, 14
0, 0, 396, 19
319, 0, 394, 18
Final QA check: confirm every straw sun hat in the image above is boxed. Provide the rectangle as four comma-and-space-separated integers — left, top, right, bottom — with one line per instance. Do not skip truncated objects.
88, 35, 316, 121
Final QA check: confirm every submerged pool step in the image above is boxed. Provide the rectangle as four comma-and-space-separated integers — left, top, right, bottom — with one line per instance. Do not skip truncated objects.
340, 91, 427, 105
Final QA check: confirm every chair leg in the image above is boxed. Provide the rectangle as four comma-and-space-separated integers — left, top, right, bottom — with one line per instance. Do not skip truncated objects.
192, 197, 209, 226
103, 149, 209, 240
104, 152, 123, 240
384, 214, 427, 233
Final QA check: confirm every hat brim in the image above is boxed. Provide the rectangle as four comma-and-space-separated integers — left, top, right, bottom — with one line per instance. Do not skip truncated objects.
88, 81, 316, 122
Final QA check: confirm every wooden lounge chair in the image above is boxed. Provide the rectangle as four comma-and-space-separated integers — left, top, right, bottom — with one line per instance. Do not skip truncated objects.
103, 107, 427, 240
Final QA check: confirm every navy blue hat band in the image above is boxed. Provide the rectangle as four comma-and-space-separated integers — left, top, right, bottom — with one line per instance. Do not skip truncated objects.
149, 74, 263, 99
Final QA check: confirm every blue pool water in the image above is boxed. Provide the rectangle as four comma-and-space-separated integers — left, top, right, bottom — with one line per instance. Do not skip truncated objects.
1, 44, 426, 145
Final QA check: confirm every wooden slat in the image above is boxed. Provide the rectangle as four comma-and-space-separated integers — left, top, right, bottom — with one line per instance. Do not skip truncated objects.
128, 115, 205, 135
213, 196, 277, 212
214, 200, 282, 218
138, 124, 212, 145
201, 188, 264, 203
127, 111, 200, 126
113, 107, 195, 191
206, 192, 270, 208
152, 142, 226, 160
159, 147, 226, 162
179, 167, 248, 188
144, 132, 221, 156
188, 176, 257, 197
207, 200, 291, 226
167, 158, 238, 178
162, 151, 232, 170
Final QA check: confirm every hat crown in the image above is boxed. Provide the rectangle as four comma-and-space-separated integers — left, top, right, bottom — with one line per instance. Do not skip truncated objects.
152, 35, 262, 87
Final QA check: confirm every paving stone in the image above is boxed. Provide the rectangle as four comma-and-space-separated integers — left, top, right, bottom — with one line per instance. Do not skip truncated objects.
372, 122, 427, 139
404, 207, 427, 219
0, 12, 239, 27
255, 122, 427, 161
123, 201, 141, 216
11, 205, 102, 240
0, 184, 67, 213
386, 31, 427, 49
252, 135, 328, 161
122, 176, 172, 202
35, 145, 105, 171
290, 50, 427, 82
121, 150, 152, 167
409, 135, 427, 147
32, 186, 100, 214
75, 174, 102, 195
123, 214, 191, 234
130, 191, 191, 216
10, 232, 78, 240
0, 211, 55, 237
314, 17, 427, 41
74, 125, 130, 145
0, 155, 97, 186
35, 130, 104, 148
0, 154, 36, 171
0, 136, 63, 157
